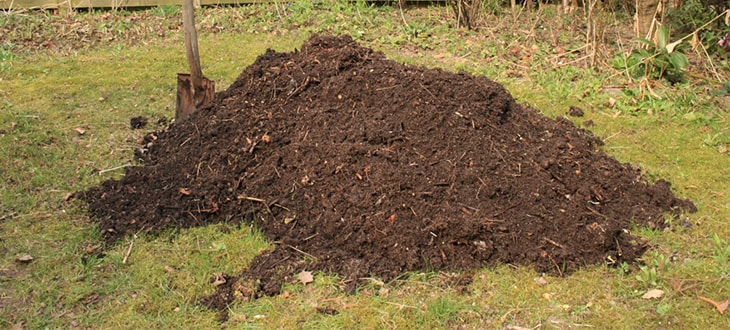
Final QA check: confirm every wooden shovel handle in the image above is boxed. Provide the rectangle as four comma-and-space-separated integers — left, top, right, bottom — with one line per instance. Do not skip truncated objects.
182, 0, 203, 78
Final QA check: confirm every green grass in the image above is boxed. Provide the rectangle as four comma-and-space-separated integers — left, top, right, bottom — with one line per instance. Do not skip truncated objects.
2, 3, 730, 329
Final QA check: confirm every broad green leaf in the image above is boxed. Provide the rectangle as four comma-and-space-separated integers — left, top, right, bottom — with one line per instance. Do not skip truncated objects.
669, 52, 688, 70
657, 26, 669, 50
635, 37, 656, 49
637, 48, 651, 58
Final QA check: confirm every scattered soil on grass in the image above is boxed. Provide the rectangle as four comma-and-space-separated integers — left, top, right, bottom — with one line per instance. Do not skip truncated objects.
76, 34, 696, 313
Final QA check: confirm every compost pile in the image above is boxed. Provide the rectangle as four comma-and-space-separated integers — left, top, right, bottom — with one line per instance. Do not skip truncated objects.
78, 35, 696, 309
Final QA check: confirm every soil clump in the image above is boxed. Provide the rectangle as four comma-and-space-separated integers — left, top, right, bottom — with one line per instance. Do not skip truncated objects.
77, 34, 696, 312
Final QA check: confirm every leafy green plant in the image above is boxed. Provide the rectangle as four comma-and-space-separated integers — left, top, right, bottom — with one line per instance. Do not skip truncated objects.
418, 294, 471, 326
616, 261, 631, 276
665, 0, 727, 54
0, 43, 16, 71
149, 4, 180, 17
628, 25, 689, 83
710, 81, 730, 96
711, 233, 730, 266
635, 265, 659, 287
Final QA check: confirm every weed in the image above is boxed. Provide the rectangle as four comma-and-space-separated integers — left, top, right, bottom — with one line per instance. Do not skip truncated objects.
655, 302, 672, 315
283, 0, 318, 27
149, 4, 180, 17
665, 0, 728, 54
418, 294, 471, 326
629, 25, 689, 83
710, 81, 730, 96
0, 43, 16, 66
710, 234, 730, 267
616, 261, 631, 276
635, 265, 659, 287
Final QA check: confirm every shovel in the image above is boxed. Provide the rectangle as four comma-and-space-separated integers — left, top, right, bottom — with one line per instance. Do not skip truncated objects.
175, 0, 215, 122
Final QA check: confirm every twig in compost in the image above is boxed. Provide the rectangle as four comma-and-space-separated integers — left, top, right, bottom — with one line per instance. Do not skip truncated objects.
238, 195, 274, 216
180, 137, 193, 147
549, 254, 564, 277
544, 237, 565, 249
239, 196, 265, 203
288, 245, 316, 260
585, 205, 608, 219
418, 81, 437, 101
303, 233, 319, 242
492, 202, 519, 218
98, 163, 131, 175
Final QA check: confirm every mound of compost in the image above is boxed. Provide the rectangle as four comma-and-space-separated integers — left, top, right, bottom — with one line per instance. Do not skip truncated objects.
77, 34, 695, 309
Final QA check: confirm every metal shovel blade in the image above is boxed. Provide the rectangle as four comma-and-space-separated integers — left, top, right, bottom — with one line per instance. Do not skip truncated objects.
176, 73, 214, 122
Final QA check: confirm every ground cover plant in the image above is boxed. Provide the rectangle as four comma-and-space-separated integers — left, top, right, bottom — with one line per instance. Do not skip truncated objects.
2, 1, 730, 328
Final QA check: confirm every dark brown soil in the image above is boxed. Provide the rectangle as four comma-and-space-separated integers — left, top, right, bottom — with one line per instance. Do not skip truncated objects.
76, 35, 696, 313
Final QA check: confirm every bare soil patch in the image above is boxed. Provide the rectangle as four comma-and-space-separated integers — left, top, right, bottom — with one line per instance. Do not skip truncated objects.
76, 35, 696, 314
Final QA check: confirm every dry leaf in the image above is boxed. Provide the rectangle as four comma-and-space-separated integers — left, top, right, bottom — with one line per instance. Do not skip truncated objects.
164, 265, 178, 274
534, 277, 548, 286
283, 215, 296, 224
607, 97, 616, 107
298, 270, 314, 285
665, 39, 682, 54
699, 296, 729, 314
642, 289, 664, 299
15, 254, 33, 263
74, 127, 86, 135
690, 32, 700, 51
213, 273, 227, 286
179, 188, 191, 195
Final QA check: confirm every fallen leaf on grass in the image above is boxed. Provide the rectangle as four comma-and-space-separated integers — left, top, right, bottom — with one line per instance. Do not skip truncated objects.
534, 277, 548, 286
74, 127, 86, 135
699, 296, 729, 314
642, 289, 664, 299
298, 270, 313, 285
15, 254, 33, 263
606, 97, 616, 107
213, 273, 227, 286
